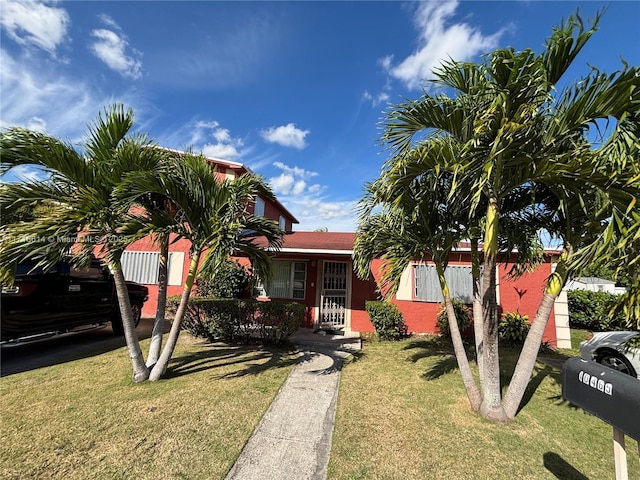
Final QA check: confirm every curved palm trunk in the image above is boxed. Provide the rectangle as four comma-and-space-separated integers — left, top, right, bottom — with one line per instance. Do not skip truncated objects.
436, 259, 482, 411
146, 233, 169, 368
149, 251, 201, 381
110, 262, 150, 383
470, 238, 485, 387
479, 200, 507, 423
503, 258, 568, 418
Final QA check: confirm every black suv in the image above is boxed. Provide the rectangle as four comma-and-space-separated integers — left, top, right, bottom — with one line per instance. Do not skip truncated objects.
1, 258, 148, 342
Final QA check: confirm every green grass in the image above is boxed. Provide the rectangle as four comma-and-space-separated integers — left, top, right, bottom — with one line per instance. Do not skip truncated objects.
328, 336, 640, 480
4, 329, 637, 479
0, 335, 297, 480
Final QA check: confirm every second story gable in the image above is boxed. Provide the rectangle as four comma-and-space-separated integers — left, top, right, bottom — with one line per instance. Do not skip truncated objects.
160, 147, 298, 232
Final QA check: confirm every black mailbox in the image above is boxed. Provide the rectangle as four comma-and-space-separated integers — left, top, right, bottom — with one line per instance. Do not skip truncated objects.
562, 357, 640, 441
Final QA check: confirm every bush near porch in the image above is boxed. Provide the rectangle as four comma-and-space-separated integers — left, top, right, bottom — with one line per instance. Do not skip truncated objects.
167, 297, 304, 345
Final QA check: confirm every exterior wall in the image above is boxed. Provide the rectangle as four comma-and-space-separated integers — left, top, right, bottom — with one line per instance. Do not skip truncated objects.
497, 262, 557, 346
254, 252, 318, 328
554, 289, 572, 349
364, 256, 559, 345
349, 268, 379, 333
126, 234, 193, 317
256, 253, 378, 332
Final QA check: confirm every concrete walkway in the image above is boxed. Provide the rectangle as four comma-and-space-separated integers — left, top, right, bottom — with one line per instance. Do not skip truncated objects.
225, 329, 361, 480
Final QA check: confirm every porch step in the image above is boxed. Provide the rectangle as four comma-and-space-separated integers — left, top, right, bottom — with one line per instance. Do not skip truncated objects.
289, 328, 361, 353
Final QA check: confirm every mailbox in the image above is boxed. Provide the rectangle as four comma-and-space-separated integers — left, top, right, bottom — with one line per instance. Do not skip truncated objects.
562, 357, 640, 441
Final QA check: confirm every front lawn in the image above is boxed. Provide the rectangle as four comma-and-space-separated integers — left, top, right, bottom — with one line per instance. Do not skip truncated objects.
0, 335, 297, 479
328, 336, 639, 480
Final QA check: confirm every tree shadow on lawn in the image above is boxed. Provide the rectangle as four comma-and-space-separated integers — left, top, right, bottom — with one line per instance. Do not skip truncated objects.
164, 342, 300, 380
404, 338, 575, 412
403, 338, 473, 380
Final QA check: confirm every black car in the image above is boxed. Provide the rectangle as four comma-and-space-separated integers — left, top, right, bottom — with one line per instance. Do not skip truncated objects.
1, 258, 148, 342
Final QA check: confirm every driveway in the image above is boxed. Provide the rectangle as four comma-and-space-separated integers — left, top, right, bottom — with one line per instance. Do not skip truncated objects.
1, 317, 165, 377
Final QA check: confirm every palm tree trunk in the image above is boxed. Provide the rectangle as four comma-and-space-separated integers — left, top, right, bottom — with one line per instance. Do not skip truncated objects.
479, 200, 507, 423
470, 238, 484, 388
149, 250, 201, 381
436, 259, 482, 411
110, 262, 149, 383
146, 233, 169, 368
503, 258, 568, 418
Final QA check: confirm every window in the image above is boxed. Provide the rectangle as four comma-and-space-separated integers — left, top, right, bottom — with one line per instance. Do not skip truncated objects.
121, 251, 184, 286
278, 215, 286, 230
414, 264, 473, 303
254, 197, 265, 217
264, 261, 307, 299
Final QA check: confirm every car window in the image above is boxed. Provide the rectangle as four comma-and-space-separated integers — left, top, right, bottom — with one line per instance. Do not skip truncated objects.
15, 263, 59, 276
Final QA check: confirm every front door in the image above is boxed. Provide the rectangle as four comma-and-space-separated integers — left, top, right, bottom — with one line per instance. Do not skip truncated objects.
320, 261, 348, 329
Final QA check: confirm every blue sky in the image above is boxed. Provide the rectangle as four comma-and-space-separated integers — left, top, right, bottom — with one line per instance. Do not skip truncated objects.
1, 1, 638, 231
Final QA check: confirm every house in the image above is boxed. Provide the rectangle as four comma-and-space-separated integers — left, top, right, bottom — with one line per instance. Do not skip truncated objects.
252, 231, 570, 348
121, 152, 298, 317
121, 153, 570, 348
564, 277, 626, 295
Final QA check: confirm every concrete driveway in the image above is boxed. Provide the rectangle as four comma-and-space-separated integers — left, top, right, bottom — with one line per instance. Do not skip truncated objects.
0, 317, 165, 377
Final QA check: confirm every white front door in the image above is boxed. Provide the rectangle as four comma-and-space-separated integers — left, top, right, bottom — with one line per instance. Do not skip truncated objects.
320, 261, 348, 329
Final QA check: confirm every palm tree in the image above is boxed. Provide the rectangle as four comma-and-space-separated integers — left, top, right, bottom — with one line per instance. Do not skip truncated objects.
1, 107, 284, 384
354, 160, 482, 411
0, 104, 163, 382
117, 152, 283, 380
359, 11, 639, 422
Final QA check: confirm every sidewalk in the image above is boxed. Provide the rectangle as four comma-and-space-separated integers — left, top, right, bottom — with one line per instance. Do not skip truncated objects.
225, 329, 361, 480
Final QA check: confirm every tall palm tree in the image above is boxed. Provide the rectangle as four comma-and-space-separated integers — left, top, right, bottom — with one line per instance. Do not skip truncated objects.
0, 104, 163, 382
360, 11, 639, 422
117, 152, 283, 380
354, 158, 482, 411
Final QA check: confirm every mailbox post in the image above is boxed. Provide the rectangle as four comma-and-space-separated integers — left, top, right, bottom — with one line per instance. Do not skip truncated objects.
562, 357, 640, 480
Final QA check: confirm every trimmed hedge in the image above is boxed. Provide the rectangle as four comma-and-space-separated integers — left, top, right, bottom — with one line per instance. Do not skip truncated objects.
567, 289, 626, 331
167, 297, 304, 345
365, 301, 408, 341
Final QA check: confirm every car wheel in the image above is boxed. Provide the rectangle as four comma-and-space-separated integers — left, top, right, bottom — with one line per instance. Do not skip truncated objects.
111, 303, 142, 336
596, 350, 637, 377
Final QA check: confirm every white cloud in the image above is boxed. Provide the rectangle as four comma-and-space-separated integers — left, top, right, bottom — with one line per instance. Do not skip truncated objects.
5, 164, 50, 183
388, 1, 505, 90
0, 48, 151, 142
265, 161, 357, 231
291, 198, 358, 232
0, 0, 69, 56
97, 13, 119, 30
273, 161, 317, 180
268, 162, 319, 196
202, 142, 242, 160
261, 123, 309, 149
269, 173, 296, 195
363, 90, 390, 107
90, 27, 143, 80
162, 119, 246, 161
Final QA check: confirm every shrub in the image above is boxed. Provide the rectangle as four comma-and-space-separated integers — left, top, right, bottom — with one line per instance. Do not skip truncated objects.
195, 259, 250, 299
436, 298, 472, 337
567, 289, 626, 331
499, 312, 530, 346
167, 297, 303, 345
365, 301, 408, 341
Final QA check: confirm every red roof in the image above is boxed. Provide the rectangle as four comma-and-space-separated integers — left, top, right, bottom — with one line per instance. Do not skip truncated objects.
252, 231, 562, 258
255, 231, 356, 253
